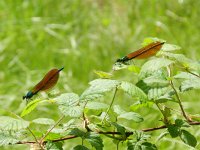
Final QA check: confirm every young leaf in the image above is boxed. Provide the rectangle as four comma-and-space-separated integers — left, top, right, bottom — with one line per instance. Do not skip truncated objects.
118, 112, 143, 123
73, 145, 89, 150
142, 37, 165, 46
120, 81, 147, 102
163, 107, 171, 118
86, 132, 104, 150
0, 116, 29, 131
0, 132, 19, 146
20, 99, 44, 117
94, 70, 113, 79
86, 102, 108, 110
80, 79, 120, 101
140, 58, 173, 74
180, 130, 197, 147
32, 118, 55, 125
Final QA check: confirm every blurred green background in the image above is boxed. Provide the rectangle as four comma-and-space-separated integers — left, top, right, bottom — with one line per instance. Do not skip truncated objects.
0, 0, 200, 149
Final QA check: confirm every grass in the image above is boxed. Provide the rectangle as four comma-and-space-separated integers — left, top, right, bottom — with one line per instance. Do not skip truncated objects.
0, 0, 200, 149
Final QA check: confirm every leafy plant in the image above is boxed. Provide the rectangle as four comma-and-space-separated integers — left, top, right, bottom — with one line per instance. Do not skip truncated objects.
1, 38, 200, 149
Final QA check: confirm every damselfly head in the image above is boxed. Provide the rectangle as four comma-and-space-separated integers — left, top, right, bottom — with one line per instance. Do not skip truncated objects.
23, 91, 34, 100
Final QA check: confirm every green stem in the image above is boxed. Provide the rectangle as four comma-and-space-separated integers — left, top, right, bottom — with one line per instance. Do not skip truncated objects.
40, 115, 65, 145
116, 142, 119, 150
101, 87, 118, 124
27, 127, 41, 147
185, 68, 200, 78
155, 103, 168, 123
167, 66, 191, 122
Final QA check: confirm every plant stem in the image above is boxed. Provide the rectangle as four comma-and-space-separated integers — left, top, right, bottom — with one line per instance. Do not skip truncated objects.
39, 115, 65, 145
167, 66, 191, 122
155, 103, 168, 124
116, 142, 119, 150
83, 112, 91, 131
15, 120, 200, 145
101, 87, 118, 124
185, 68, 200, 78
27, 127, 39, 143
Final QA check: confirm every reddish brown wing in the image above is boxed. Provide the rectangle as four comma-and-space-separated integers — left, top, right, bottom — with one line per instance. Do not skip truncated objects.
127, 41, 164, 59
32, 69, 60, 93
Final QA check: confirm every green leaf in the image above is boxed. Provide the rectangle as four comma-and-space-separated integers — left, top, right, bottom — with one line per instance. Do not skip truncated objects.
174, 72, 195, 79
161, 43, 181, 51
32, 118, 55, 125
140, 58, 173, 74
127, 141, 157, 150
127, 141, 138, 150
139, 68, 168, 82
156, 131, 169, 141
111, 122, 126, 136
130, 101, 154, 111
143, 76, 168, 87
180, 130, 197, 147
136, 80, 151, 94
0, 116, 29, 131
94, 70, 113, 79
45, 133, 63, 141
55, 93, 79, 106
112, 61, 129, 71
113, 105, 126, 115
180, 78, 200, 91
55, 93, 83, 117
140, 142, 157, 150
20, 99, 43, 117
0, 132, 19, 146
163, 52, 189, 62
86, 132, 104, 150
163, 107, 171, 118
167, 124, 180, 138
86, 102, 108, 110
128, 65, 141, 74
175, 119, 185, 127
62, 119, 76, 129
118, 112, 143, 123
148, 87, 172, 101
59, 105, 83, 117
73, 145, 89, 150
142, 37, 166, 46
120, 82, 147, 102
45, 141, 63, 150
69, 128, 86, 138
80, 79, 120, 101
